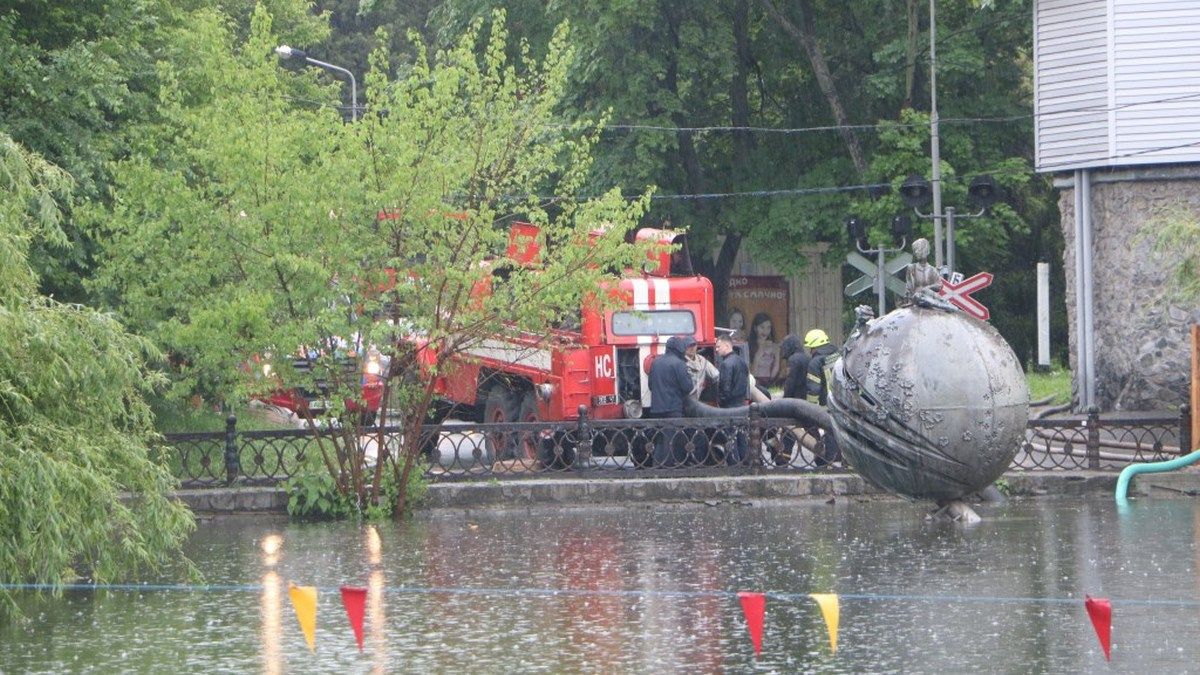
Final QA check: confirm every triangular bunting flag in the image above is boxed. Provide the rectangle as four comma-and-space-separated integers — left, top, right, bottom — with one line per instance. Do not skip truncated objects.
288, 582, 318, 652
1085, 595, 1112, 661
737, 591, 766, 656
341, 586, 368, 651
809, 593, 840, 654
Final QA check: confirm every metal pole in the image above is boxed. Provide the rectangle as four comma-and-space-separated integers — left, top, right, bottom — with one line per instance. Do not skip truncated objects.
945, 206, 956, 274
224, 414, 240, 485
304, 56, 358, 121
876, 248, 887, 317
929, 0, 943, 269
1072, 170, 1088, 411
1037, 261, 1051, 369
1081, 169, 1096, 409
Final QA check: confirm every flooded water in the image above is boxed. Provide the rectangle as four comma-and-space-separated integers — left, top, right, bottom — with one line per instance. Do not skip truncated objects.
4, 494, 1200, 673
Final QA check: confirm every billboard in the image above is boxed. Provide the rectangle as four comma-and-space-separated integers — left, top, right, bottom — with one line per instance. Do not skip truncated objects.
726, 276, 790, 386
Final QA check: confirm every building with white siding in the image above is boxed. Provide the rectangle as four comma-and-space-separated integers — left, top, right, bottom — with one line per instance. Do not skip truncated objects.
1035, 0, 1200, 410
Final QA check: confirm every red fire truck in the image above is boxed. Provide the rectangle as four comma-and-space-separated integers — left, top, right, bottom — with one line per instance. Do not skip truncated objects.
257, 221, 717, 461
434, 224, 713, 446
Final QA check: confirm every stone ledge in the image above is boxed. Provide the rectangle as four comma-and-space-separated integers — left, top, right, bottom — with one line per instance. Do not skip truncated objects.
171, 487, 288, 514
170, 469, 1200, 515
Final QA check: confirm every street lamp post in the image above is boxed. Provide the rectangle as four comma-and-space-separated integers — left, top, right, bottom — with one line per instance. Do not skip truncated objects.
275, 45, 358, 121
899, 174, 999, 277
929, 0, 943, 269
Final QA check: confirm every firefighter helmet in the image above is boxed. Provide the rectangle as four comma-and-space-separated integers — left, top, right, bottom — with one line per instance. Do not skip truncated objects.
804, 329, 830, 349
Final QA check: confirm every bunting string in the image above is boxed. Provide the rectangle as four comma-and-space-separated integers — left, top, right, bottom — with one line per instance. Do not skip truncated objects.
0, 582, 1189, 608
1, 582, 1132, 660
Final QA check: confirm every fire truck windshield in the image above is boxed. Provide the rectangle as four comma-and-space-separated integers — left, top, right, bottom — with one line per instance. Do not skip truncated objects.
611, 310, 696, 336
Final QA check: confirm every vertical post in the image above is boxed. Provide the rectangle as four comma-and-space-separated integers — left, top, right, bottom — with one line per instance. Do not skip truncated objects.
1037, 261, 1051, 370
1086, 406, 1100, 470
575, 404, 592, 466
945, 206, 956, 274
929, 0, 943, 269
1072, 170, 1089, 411
224, 414, 240, 485
1191, 325, 1199, 451
1179, 404, 1192, 458
875, 248, 887, 317
1080, 169, 1096, 409
748, 403, 763, 468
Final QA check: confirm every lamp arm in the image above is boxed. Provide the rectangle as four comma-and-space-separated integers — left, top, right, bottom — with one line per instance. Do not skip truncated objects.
302, 57, 358, 120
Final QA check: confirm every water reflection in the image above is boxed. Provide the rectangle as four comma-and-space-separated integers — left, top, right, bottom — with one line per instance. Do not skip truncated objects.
5, 496, 1200, 672
259, 533, 284, 674
260, 571, 282, 675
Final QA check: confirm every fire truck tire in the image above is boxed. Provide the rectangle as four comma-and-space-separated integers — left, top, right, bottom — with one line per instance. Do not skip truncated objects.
484, 384, 521, 461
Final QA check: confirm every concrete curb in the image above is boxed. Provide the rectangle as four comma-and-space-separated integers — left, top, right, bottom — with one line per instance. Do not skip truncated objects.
170, 469, 1200, 515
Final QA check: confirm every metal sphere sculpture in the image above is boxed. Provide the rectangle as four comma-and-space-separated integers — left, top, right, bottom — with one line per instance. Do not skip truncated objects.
828, 303, 1029, 502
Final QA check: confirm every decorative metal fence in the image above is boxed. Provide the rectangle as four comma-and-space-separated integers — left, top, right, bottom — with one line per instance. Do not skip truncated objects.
1014, 406, 1191, 471
164, 406, 1193, 489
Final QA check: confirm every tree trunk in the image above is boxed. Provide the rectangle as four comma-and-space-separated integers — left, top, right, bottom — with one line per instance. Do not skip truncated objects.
712, 0, 756, 322
759, 0, 869, 177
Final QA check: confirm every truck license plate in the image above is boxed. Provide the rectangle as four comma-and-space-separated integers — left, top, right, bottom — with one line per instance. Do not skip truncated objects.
593, 395, 618, 406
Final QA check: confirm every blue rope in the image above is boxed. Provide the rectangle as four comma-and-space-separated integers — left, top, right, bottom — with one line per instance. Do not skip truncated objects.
2, 583, 1198, 608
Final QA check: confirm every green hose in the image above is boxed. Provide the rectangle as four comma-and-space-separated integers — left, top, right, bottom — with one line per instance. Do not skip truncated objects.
1115, 449, 1200, 503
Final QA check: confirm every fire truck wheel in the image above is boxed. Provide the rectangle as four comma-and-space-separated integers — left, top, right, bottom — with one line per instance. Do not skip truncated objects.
483, 384, 521, 461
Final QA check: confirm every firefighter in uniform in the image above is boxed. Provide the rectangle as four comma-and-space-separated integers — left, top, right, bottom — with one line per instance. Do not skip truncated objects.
804, 329, 842, 465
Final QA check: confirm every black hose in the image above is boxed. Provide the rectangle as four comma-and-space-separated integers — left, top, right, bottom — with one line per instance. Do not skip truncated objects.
684, 397, 836, 437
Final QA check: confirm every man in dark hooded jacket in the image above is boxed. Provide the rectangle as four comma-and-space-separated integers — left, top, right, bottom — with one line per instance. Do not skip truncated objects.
648, 335, 695, 467
780, 334, 809, 400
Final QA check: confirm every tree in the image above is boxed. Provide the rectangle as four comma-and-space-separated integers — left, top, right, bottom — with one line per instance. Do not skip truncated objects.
90, 6, 652, 518
0, 133, 194, 608
245, 0, 1067, 363
0, 0, 329, 302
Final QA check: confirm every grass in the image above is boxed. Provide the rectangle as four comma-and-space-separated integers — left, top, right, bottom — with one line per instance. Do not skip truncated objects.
151, 397, 297, 434
1026, 366, 1071, 405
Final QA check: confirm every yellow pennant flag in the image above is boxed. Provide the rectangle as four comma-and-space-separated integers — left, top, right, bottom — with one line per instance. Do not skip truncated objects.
288, 582, 318, 652
809, 593, 839, 654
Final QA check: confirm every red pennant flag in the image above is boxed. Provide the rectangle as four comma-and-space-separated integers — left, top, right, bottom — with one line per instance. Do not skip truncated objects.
341, 586, 368, 651
1085, 596, 1112, 661
737, 591, 766, 656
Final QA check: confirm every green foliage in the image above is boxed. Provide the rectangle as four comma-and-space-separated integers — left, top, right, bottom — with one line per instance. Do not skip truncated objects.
1143, 206, 1200, 303
993, 477, 1010, 496
284, 450, 427, 520
91, 6, 651, 517
0, 0, 328, 302
0, 134, 194, 608
428, 0, 1063, 353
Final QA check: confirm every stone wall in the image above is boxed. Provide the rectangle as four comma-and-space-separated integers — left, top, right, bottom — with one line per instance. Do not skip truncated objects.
1058, 166, 1200, 411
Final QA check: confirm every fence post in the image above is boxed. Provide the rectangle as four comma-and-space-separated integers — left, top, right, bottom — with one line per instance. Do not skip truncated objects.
1181, 404, 1193, 456
1086, 406, 1100, 470
748, 403, 763, 468
224, 414, 240, 485
574, 404, 592, 467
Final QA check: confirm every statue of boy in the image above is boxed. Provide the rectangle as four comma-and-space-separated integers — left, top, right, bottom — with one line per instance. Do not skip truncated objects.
905, 237, 943, 300
906, 237, 956, 312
